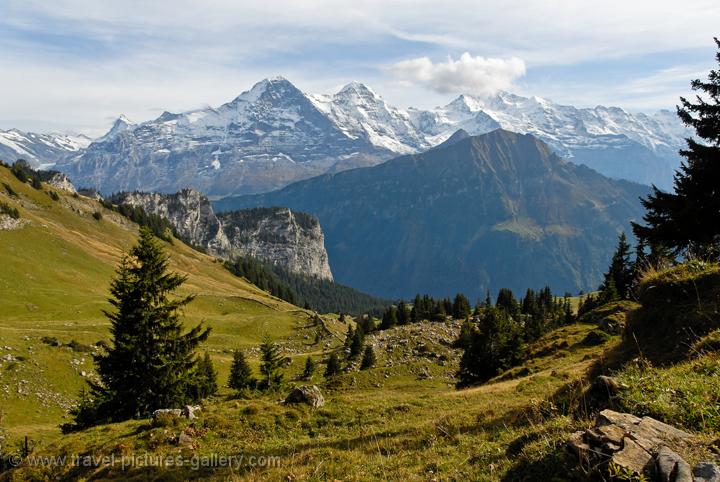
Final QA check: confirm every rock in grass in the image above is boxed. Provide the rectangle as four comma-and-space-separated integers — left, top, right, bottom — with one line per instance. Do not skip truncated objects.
285, 385, 325, 408
693, 462, 720, 482
656, 445, 692, 482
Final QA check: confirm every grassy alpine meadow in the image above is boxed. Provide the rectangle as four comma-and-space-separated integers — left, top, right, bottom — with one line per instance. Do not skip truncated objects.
2, 319, 609, 481
0, 165, 321, 442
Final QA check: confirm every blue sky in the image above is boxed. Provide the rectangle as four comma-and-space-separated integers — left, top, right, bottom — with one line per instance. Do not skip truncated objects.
1, 0, 718, 136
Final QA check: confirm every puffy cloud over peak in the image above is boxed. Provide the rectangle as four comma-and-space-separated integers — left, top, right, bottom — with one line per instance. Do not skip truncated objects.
386, 53, 526, 97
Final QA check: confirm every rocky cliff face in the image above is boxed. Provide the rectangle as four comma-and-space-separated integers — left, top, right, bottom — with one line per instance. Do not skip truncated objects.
109, 189, 333, 280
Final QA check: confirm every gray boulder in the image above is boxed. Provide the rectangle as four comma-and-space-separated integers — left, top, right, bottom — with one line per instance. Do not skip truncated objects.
285, 385, 325, 408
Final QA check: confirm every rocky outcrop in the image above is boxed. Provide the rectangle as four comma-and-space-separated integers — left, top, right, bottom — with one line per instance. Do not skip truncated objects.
285, 385, 325, 408
568, 409, 719, 481
109, 189, 333, 280
45, 172, 77, 193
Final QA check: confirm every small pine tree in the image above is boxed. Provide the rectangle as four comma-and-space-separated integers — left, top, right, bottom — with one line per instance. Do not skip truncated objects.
380, 306, 398, 330
349, 326, 365, 359
344, 325, 355, 348
302, 356, 316, 379
228, 350, 256, 391
600, 232, 634, 300
324, 352, 341, 378
452, 293, 471, 319
258, 336, 289, 391
360, 345, 376, 370
193, 352, 218, 399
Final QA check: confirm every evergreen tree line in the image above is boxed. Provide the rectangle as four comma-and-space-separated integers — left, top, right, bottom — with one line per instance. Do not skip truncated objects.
267, 262, 391, 315
456, 287, 575, 387
225, 253, 391, 315
224, 257, 298, 305
107, 201, 177, 243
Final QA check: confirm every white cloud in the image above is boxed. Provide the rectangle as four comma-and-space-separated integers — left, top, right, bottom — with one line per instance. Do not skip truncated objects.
386, 53, 526, 96
0, 0, 718, 133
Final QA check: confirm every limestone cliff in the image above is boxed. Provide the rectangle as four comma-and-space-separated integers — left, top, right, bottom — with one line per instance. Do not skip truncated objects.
109, 190, 333, 280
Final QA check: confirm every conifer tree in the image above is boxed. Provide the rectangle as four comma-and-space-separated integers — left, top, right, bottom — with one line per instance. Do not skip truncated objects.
633, 38, 720, 260
75, 227, 210, 426
228, 350, 256, 391
495, 288, 519, 316
452, 293, 471, 319
258, 336, 289, 390
194, 352, 218, 399
397, 301, 410, 325
350, 326, 365, 358
324, 352, 341, 378
600, 232, 634, 300
380, 306, 398, 330
457, 307, 525, 386
302, 356, 316, 379
344, 325, 355, 348
360, 345, 376, 370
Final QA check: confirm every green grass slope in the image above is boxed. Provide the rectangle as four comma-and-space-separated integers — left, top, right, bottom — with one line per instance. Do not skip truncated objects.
3, 316, 614, 481
0, 165, 319, 440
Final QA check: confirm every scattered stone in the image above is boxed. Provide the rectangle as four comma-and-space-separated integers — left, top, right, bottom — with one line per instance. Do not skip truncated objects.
178, 430, 196, 449
568, 410, 696, 479
693, 462, 720, 482
182, 405, 201, 420
612, 437, 654, 475
285, 385, 325, 408
151, 408, 183, 425
656, 445, 692, 482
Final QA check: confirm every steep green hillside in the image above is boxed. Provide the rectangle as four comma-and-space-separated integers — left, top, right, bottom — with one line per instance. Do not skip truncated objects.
0, 165, 320, 440
216, 129, 649, 299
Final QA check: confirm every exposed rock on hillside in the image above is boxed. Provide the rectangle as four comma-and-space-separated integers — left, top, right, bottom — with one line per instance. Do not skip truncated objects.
109, 189, 333, 280
568, 409, 718, 481
45, 172, 77, 193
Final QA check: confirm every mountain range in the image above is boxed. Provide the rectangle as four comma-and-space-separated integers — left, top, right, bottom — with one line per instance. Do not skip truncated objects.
0, 129, 90, 169
215, 129, 650, 299
0, 77, 688, 196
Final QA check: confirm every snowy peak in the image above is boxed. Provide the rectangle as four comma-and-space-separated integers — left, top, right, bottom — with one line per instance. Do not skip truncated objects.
97, 115, 136, 142
234, 76, 302, 104
311, 81, 425, 154
0, 128, 91, 168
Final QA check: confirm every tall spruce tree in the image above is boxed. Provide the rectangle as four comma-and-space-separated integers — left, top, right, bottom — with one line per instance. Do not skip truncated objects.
228, 350, 256, 391
75, 227, 210, 426
349, 326, 365, 359
633, 39, 720, 260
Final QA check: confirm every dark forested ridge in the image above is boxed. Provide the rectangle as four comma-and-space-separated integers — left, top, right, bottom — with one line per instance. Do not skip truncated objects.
225, 255, 389, 315
215, 129, 649, 299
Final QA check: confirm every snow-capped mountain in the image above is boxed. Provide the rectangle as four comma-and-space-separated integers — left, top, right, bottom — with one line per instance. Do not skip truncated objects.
409, 91, 690, 189
57, 77, 394, 196
0, 129, 91, 168
52, 76, 689, 196
309, 81, 424, 155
